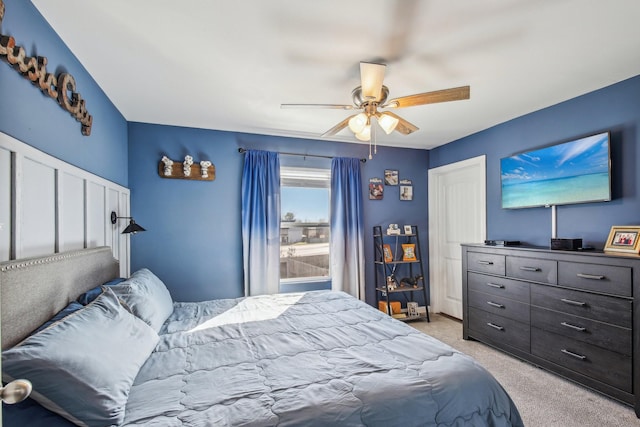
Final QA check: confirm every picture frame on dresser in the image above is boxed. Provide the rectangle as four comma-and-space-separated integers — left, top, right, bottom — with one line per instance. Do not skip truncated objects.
604, 225, 640, 254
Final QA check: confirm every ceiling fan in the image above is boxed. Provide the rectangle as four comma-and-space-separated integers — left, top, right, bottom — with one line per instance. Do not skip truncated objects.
281, 62, 470, 147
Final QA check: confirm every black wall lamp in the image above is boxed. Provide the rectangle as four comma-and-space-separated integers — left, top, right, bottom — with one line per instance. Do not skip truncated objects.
111, 211, 146, 234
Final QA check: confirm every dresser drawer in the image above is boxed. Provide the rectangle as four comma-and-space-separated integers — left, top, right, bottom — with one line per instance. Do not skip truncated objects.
530, 284, 631, 328
468, 307, 530, 351
531, 306, 631, 356
469, 290, 530, 324
531, 328, 631, 393
507, 256, 557, 284
558, 261, 631, 297
468, 272, 530, 304
467, 252, 505, 276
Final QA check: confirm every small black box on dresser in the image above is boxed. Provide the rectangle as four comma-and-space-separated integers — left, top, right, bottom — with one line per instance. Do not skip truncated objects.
550, 238, 582, 251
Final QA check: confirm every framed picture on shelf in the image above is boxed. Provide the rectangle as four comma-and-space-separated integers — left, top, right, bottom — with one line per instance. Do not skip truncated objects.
382, 244, 393, 262
399, 179, 413, 201
604, 225, 640, 254
369, 177, 383, 200
384, 169, 399, 185
402, 243, 417, 261
403, 225, 413, 235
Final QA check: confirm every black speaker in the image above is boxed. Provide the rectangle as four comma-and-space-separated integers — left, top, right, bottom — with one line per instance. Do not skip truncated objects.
551, 238, 582, 251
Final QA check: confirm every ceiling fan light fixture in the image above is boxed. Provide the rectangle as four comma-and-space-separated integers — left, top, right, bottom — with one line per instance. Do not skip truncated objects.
377, 112, 399, 134
348, 112, 368, 134
355, 125, 371, 141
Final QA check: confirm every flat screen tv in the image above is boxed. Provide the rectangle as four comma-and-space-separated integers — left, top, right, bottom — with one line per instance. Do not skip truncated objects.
500, 131, 611, 209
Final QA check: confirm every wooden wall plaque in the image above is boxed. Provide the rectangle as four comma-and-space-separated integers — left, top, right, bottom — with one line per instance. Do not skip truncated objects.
157, 160, 215, 181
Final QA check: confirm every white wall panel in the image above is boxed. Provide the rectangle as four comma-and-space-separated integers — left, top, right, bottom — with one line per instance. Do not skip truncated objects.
107, 188, 119, 253
59, 172, 85, 252
118, 193, 130, 277
0, 132, 130, 270
0, 147, 11, 261
20, 158, 56, 258
86, 182, 106, 248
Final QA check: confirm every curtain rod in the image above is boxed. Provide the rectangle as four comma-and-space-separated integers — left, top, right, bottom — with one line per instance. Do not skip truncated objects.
238, 148, 366, 163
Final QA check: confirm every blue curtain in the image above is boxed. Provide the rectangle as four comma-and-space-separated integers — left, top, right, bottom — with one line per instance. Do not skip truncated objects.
330, 157, 365, 299
241, 150, 281, 296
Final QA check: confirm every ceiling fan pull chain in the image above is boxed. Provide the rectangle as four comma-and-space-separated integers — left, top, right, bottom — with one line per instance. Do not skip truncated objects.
373, 116, 378, 155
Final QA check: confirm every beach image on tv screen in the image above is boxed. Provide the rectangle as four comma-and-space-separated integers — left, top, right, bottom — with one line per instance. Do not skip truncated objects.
501, 132, 610, 209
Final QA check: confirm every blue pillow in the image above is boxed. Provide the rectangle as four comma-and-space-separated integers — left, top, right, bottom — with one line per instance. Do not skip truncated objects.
76, 277, 126, 305
110, 268, 174, 332
2, 287, 159, 427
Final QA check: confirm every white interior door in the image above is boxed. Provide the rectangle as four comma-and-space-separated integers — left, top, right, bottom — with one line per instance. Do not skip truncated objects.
428, 156, 486, 319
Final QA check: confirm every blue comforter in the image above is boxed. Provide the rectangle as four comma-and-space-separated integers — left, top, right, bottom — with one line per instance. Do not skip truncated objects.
6, 291, 523, 426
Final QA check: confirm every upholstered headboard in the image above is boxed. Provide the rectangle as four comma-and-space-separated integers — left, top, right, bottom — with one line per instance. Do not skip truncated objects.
0, 247, 119, 350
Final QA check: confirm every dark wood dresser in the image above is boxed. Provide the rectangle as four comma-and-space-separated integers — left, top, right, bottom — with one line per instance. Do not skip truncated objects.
461, 243, 640, 416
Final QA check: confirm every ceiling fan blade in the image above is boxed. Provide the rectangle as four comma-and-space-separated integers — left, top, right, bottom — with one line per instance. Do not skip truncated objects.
281, 103, 354, 110
379, 111, 419, 135
321, 115, 355, 137
386, 85, 470, 108
360, 62, 386, 101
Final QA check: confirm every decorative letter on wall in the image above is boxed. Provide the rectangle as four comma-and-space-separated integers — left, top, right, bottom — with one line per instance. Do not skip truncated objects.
158, 155, 215, 181
0, 0, 93, 135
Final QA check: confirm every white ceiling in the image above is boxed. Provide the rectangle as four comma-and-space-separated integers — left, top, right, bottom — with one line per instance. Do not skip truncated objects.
31, 0, 640, 150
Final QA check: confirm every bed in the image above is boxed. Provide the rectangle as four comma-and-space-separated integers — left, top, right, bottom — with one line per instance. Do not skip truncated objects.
1, 247, 523, 426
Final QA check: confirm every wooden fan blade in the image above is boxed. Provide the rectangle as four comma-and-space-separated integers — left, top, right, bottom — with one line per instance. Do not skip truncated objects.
281, 103, 354, 110
380, 111, 419, 135
360, 62, 386, 101
386, 85, 470, 108
321, 115, 355, 137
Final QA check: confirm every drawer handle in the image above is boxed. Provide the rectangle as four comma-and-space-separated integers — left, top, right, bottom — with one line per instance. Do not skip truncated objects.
486, 282, 505, 289
486, 322, 504, 331
520, 266, 541, 272
561, 349, 587, 360
478, 261, 494, 265
576, 273, 605, 280
487, 301, 505, 309
560, 298, 587, 307
561, 322, 587, 332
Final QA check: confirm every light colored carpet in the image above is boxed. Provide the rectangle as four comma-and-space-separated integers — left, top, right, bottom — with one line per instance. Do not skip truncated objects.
410, 313, 639, 427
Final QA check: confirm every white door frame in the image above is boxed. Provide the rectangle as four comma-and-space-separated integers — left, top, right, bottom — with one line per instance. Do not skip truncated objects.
428, 155, 486, 316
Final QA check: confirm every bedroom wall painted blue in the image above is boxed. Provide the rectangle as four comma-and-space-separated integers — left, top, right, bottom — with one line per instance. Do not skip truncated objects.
0, 0, 128, 186
429, 74, 640, 248
128, 122, 430, 303
5, 0, 640, 306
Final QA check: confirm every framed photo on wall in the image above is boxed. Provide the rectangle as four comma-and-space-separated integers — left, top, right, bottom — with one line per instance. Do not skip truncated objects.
384, 170, 399, 185
604, 226, 640, 254
369, 177, 384, 200
399, 179, 413, 201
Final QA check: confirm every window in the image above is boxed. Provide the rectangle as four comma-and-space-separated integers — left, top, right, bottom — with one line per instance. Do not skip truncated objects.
280, 167, 331, 281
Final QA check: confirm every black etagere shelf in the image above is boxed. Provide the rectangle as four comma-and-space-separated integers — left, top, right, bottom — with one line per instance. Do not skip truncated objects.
373, 225, 430, 322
